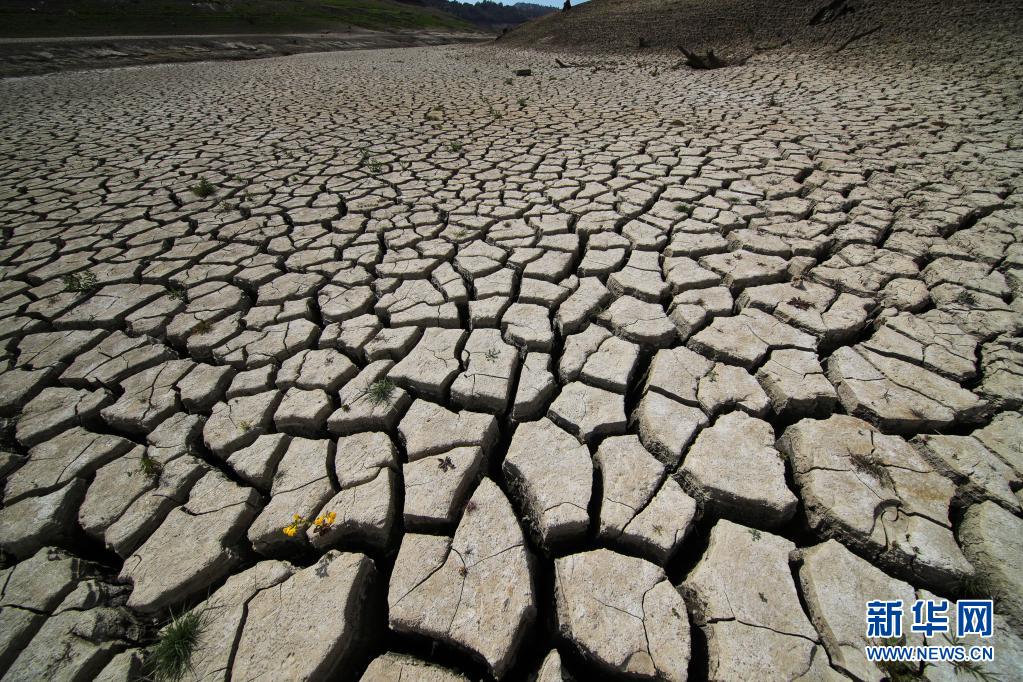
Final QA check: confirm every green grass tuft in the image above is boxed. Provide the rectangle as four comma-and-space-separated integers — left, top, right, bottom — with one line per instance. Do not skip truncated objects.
366, 378, 396, 406
190, 178, 216, 199
147, 610, 205, 682
139, 453, 164, 483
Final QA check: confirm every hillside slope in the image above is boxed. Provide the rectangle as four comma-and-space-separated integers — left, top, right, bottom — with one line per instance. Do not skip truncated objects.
504, 0, 1023, 57
0, 0, 475, 38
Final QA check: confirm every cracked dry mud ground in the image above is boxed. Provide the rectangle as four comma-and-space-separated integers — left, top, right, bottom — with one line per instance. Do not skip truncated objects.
0, 34, 1021, 682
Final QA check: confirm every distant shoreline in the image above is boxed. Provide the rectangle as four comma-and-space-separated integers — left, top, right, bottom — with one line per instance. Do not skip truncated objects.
0, 30, 489, 78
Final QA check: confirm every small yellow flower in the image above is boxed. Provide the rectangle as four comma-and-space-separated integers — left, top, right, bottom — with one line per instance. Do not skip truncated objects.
282, 524, 297, 537
293, 514, 302, 522
325, 511, 337, 525
313, 516, 325, 527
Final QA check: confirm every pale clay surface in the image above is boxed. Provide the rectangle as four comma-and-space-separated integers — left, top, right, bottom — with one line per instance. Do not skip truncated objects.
0, 17, 1021, 680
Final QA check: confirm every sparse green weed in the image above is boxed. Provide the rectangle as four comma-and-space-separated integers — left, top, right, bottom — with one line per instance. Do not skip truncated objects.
61, 271, 98, 293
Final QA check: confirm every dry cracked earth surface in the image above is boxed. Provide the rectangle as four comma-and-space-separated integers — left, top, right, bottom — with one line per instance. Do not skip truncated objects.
0, 32, 1022, 682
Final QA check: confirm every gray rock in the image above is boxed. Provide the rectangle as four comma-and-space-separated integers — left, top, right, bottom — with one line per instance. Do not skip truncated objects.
0, 547, 86, 673
972, 411, 1023, 478
247, 437, 334, 553
450, 328, 519, 413
93, 650, 144, 682
177, 362, 235, 411
120, 471, 260, 613
226, 364, 275, 399
755, 348, 837, 417
328, 360, 412, 434
361, 653, 467, 682
682, 520, 837, 681
861, 311, 979, 382
689, 308, 816, 369
644, 345, 713, 404
633, 392, 708, 467
404, 446, 484, 530
679, 411, 796, 528
4, 427, 133, 504
696, 362, 771, 417
78, 445, 153, 539
595, 435, 695, 564
389, 479, 535, 678
504, 418, 592, 548
15, 386, 111, 448
103, 454, 208, 557
555, 277, 611, 335
535, 650, 566, 682
273, 386, 333, 436
958, 501, 1023, 631
226, 433, 290, 489
2, 606, 133, 682
59, 331, 174, 389
548, 381, 627, 444
913, 434, 1019, 511
0, 479, 87, 558
389, 328, 466, 398
203, 390, 281, 458
398, 399, 497, 462
555, 549, 690, 680
100, 359, 195, 434
598, 296, 676, 348
183, 560, 297, 681
828, 345, 987, 433
310, 465, 397, 552
232, 552, 378, 681
512, 352, 556, 420
796, 539, 921, 682
277, 348, 357, 392
779, 415, 973, 591
502, 302, 554, 351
